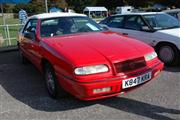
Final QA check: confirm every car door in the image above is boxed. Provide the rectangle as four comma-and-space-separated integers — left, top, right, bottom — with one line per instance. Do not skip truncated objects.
108, 15, 155, 46
21, 19, 41, 67
119, 15, 156, 46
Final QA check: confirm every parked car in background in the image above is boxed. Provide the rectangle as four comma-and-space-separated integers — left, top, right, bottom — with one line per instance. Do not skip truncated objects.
115, 6, 134, 14
0, 34, 4, 47
68, 9, 75, 13
18, 12, 163, 100
163, 9, 180, 21
100, 12, 180, 65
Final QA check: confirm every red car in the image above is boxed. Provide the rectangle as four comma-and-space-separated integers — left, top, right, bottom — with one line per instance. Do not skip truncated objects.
18, 13, 164, 100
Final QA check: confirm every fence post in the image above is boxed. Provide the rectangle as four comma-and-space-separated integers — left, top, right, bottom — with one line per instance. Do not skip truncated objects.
1, 4, 8, 45
0, 24, 22, 48
0, 33, 4, 47
4, 25, 8, 45
6, 25, 11, 46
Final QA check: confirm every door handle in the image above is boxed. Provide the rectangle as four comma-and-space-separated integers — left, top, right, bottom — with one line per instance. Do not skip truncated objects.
122, 33, 128, 35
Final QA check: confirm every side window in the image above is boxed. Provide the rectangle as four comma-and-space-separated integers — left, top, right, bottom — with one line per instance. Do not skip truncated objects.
168, 13, 178, 19
107, 16, 124, 28
23, 19, 37, 33
177, 12, 180, 19
124, 16, 143, 30
41, 19, 59, 37
137, 17, 145, 26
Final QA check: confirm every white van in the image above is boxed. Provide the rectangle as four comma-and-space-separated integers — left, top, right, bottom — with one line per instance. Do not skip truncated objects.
115, 6, 134, 14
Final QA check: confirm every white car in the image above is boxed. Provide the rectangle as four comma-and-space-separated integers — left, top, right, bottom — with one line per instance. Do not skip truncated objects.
100, 12, 180, 65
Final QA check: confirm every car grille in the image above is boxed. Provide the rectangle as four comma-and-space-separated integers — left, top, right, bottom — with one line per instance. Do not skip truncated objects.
114, 57, 146, 73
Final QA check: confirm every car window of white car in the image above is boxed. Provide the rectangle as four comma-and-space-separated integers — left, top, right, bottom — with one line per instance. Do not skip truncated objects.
177, 12, 180, 20
143, 14, 180, 30
169, 13, 178, 19
124, 15, 150, 31
106, 16, 125, 28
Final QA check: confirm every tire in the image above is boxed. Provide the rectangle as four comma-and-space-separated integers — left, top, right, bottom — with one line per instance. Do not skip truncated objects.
44, 62, 67, 99
156, 43, 180, 66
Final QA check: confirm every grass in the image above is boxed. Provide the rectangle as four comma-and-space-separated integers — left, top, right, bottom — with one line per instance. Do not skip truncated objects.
0, 17, 19, 25
0, 17, 21, 47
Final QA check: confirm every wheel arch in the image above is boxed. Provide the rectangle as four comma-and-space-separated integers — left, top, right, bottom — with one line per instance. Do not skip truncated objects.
155, 41, 180, 65
41, 57, 68, 98
41, 58, 53, 73
155, 41, 179, 51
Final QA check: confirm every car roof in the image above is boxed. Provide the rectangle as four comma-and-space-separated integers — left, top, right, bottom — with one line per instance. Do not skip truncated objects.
113, 12, 165, 16
28, 12, 86, 19
163, 9, 180, 13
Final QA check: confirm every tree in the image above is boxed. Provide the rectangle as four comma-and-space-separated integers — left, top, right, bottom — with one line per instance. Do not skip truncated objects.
13, 0, 45, 14
66, 0, 97, 12
96, 0, 124, 10
0, 4, 14, 13
151, 0, 180, 8
4, 0, 180, 14
50, 0, 68, 9
13, 0, 68, 14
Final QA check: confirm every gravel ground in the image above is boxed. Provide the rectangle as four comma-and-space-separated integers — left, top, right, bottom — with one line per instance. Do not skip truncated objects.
0, 51, 180, 120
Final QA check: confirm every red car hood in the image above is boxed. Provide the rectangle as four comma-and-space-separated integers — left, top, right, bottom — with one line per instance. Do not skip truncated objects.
42, 31, 154, 66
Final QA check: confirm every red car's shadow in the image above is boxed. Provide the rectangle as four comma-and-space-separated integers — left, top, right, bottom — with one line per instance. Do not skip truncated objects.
0, 51, 180, 120
163, 66, 180, 72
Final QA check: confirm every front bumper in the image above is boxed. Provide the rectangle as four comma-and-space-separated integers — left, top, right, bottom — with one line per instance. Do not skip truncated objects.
60, 61, 164, 101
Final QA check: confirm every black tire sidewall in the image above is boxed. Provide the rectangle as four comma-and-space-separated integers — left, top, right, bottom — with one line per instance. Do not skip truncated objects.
157, 44, 179, 66
44, 63, 58, 98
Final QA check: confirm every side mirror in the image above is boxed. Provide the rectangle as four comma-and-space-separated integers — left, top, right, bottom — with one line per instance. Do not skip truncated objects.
24, 32, 36, 40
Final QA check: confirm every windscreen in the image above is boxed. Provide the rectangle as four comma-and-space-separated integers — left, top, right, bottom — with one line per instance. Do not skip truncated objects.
143, 13, 180, 30
40, 16, 103, 38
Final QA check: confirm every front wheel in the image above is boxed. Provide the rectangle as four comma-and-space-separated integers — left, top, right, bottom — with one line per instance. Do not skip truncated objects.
44, 63, 67, 99
156, 44, 180, 66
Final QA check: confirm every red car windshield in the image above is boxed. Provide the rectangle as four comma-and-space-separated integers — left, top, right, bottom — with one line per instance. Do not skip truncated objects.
40, 16, 103, 38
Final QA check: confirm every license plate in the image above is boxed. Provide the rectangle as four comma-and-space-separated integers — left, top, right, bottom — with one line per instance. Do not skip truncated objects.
122, 72, 152, 89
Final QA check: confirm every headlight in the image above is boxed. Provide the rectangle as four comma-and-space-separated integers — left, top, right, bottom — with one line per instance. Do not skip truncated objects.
144, 51, 157, 61
74, 64, 109, 75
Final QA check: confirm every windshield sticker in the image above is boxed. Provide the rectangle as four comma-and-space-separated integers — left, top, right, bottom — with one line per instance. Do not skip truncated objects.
86, 23, 99, 31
